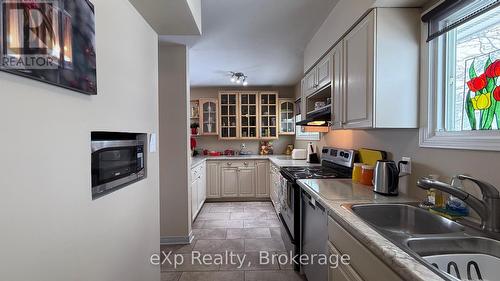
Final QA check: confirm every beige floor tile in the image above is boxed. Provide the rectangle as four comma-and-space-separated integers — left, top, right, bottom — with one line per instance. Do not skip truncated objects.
226, 228, 271, 239
209, 206, 244, 213
193, 239, 245, 253
192, 228, 227, 240
219, 251, 280, 271
161, 243, 195, 254
161, 253, 220, 272
197, 212, 231, 220
244, 219, 281, 228
244, 239, 285, 252
191, 220, 205, 229
230, 212, 269, 220
161, 272, 182, 281
178, 271, 244, 281
203, 220, 244, 229
269, 227, 282, 239
244, 270, 306, 281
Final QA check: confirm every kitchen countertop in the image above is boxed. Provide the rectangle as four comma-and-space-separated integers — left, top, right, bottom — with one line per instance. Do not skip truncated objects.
191, 155, 321, 168
297, 179, 444, 281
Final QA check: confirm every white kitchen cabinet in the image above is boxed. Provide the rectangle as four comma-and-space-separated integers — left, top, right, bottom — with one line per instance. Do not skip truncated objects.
328, 216, 403, 281
340, 8, 419, 129
303, 70, 317, 97
303, 54, 332, 98
255, 161, 270, 197
269, 163, 280, 213
238, 166, 256, 197
221, 166, 239, 197
279, 99, 295, 135
191, 162, 206, 221
206, 161, 220, 198
331, 41, 344, 130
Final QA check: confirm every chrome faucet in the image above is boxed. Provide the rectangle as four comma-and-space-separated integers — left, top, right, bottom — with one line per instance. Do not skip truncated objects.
417, 175, 500, 233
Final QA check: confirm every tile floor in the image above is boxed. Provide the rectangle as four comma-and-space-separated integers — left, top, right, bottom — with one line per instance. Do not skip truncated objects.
161, 201, 306, 281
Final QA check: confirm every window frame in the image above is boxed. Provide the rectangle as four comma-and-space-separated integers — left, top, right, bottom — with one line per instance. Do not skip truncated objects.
420, 18, 500, 151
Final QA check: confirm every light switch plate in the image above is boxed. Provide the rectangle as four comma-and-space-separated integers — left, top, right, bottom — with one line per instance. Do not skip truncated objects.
401, 157, 411, 175
149, 133, 157, 153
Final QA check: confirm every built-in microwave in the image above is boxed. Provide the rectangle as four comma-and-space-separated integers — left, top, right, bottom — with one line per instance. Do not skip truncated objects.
91, 138, 145, 199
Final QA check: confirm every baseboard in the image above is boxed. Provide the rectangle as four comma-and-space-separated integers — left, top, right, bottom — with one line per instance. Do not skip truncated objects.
205, 198, 271, 202
160, 231, 194, 245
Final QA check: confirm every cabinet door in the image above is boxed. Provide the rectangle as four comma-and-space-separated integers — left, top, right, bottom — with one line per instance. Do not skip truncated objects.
200, 99, 218, 135
303, 70, 317, 97
279, 99, 295, 135
239, 92, 259, 139
198, 165, 206, 207
259, 92, 278, 139
343, 11, 374, 129
221, 167, 238, 197
255, 161, 269, 197
317, 54, 332, 90
191, 177, 199, 221
238, 167, 256, 197
331, 43, 344, 129
206, 162, 220, 198
219, 93, 239, 139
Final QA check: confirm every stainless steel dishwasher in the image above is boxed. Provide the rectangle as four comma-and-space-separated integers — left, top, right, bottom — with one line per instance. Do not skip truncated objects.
301, 189, 328, 281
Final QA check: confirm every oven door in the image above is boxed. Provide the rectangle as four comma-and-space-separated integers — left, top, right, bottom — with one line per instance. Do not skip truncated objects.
91, 140, 144, 195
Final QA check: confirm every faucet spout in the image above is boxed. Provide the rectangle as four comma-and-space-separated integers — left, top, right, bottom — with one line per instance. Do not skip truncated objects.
417, 177, 490, 231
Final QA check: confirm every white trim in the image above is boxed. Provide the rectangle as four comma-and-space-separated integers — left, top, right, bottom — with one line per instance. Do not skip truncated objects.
419, 21, 500, 151
160, 231, 194, 245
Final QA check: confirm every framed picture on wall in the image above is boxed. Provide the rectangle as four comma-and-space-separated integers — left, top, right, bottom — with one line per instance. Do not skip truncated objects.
0, 0, 97, 95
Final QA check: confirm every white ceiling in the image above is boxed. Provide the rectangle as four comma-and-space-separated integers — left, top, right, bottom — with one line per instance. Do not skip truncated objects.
185, 0, 339, 87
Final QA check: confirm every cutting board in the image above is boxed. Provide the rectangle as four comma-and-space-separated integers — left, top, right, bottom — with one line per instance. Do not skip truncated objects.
358, 148, 387, 166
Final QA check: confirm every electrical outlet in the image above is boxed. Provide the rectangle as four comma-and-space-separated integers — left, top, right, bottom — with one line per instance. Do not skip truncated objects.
401, 157, 412, 175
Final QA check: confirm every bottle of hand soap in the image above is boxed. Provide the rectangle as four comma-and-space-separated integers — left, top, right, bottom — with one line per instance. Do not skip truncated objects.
446, 176, 469, 216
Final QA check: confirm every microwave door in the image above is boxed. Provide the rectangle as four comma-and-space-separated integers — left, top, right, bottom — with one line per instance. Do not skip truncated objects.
92, 146, 139, 188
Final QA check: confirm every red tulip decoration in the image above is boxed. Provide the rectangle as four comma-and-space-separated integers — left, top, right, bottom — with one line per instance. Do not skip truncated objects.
465, 57, 500, 130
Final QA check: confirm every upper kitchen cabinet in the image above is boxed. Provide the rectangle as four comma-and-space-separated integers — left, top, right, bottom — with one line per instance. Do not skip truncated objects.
331, 42, 344, 129
200, 99, 219, 135
239, 92, 259, 139
340, 8, 419, 129
259, 92, 279, 139
279, 99, 296, 135
303, 53, 333, 97
219, 92, 239, 139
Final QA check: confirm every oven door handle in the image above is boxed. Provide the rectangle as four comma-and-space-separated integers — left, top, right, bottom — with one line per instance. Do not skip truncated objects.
278, 213, 295, 244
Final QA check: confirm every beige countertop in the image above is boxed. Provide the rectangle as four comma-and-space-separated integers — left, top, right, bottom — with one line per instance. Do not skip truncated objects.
297, 179, 444, 281
191, 155, 321, 168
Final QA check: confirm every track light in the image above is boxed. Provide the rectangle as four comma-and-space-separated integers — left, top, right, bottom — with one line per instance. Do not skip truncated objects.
229, 72, 248, 86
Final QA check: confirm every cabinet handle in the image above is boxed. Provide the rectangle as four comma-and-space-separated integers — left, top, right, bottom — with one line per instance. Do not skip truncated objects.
227, 162, 232, 166
244, 162, 248, 166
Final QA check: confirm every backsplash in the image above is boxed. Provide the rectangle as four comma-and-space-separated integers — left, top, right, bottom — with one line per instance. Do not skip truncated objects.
195, 136, 295, 155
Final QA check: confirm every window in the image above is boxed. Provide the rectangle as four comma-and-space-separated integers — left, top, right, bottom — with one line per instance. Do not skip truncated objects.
420, 1, 500, 151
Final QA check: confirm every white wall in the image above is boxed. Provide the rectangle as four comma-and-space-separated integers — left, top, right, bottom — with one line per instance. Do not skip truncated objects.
0, 1, 160, 280
159, 44, 192, 242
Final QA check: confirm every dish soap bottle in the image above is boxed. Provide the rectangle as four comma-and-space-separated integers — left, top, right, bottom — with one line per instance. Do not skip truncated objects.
446, 176, 469, 216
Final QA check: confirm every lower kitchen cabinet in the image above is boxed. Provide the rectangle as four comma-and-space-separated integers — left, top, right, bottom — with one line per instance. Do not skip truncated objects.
206, 161, 221, 198
238, 166, 256, 197
221, 166, 239, 197
207, 160, 271, 199
328, 216, 403, 281
256, 161, 270, 197
191, 162, 206, 221
269, 162, 280, 212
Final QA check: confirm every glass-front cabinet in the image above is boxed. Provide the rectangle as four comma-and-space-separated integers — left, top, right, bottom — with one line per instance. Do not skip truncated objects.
239, 92, 258, 139
279, 99, 295, 135
200, 98, 219, 135
219, 92, 239, 139
259, 92, 278, 139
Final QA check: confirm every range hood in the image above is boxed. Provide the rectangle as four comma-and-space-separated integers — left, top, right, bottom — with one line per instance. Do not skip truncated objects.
296, 105, 331, 127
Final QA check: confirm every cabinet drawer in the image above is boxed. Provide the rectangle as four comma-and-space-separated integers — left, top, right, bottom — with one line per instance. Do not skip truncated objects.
222, 160, 255, 167
328, 216, 403, 281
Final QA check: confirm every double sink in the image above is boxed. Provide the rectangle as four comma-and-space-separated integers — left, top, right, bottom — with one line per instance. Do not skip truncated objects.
345, 203, 500, 280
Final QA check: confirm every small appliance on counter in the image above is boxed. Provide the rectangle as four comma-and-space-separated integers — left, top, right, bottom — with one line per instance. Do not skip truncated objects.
291, 149, 307, 160
306, 142, 320, 164
239, 143, 253, 155
373, 160, 407, 196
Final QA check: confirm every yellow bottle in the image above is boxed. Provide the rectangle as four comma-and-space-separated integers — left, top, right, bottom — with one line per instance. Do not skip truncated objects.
352, 163, 363, 183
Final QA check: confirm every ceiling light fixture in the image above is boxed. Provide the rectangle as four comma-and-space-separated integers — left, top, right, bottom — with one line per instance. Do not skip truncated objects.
230, 72, 248, 86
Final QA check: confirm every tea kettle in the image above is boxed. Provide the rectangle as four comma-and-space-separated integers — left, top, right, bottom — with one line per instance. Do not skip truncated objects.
373, 160, 407, 195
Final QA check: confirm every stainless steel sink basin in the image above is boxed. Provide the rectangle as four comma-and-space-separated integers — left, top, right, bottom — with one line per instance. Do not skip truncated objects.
407, 236, 500, 258
351, 204, 465, 235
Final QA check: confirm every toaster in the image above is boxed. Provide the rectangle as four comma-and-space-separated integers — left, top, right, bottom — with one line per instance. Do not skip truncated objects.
292, 149, 307, 160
